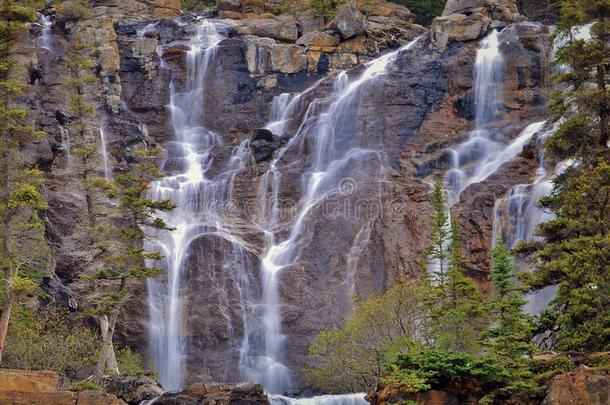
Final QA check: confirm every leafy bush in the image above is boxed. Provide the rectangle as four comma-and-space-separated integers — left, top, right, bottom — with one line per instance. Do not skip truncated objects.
182, 0, 215, 12
530, 355, 575, 379
56, 0, 93, 22
303, 283, 422, 392
116, 346, 147, 377
67, 380, 99, 391
3, 306, 100, 381
310, 0, 345, 20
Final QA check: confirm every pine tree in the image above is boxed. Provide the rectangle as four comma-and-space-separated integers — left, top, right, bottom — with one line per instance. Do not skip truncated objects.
422, 183, 485, 354
0, 0, 49, 363
518, 0, 610, 351
426, 180, 451, 284
84, 148, 174, 382
483, 238, 538, 400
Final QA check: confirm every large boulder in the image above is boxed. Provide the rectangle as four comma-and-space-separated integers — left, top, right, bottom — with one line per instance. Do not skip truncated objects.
542, 367, 610, 405
104, 375, 164, 404
234, 15, 299, 42
328, 2, 369, 39
443, 0, 522, 22
430, 12, 491, 51
0, 369, 59, 392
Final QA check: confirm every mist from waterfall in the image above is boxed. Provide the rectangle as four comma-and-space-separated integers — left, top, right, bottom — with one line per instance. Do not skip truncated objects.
238, 38, 420, 394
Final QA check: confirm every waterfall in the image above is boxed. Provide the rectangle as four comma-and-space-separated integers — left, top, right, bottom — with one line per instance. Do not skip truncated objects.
145, 19, 229, 391
442, 28, 546, 222
99, 128, 112, 180
239, 38, 420, 395
37, 12, 53, 51
59, 125, 73, 166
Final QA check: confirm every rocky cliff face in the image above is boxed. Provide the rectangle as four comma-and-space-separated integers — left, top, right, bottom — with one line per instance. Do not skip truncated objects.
22, 0, 553, 391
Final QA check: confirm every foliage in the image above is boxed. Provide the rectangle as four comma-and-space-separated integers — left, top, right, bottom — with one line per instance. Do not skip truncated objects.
67, 380, 100, 391
422, 187, 486, 354
181, 0, 215, 12
3, 306, 100, 380
303, 282, 422, 392
517, 0, 610, 353
391, 0, 446, 25
0, 0, 49, 363
529, 356, 574, 379
310, 0, 345, 21
56, 0, 93, 22
116, 346, 147, 377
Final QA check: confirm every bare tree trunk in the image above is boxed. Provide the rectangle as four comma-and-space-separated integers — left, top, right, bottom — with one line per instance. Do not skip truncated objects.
0, 295, 14, 364
93, 311, 120, 384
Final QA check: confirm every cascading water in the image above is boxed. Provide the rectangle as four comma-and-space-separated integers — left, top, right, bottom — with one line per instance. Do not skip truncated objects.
59, 125, 73, 166
441, 29, 544, 206
37, 12, 53, 51
238, 38, 420, 395
99, 128, 111, 180
145, 19, 229, 391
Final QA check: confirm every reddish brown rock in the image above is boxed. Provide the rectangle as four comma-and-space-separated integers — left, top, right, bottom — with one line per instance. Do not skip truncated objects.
0, 369, 59, 393
542, 367, 610, 405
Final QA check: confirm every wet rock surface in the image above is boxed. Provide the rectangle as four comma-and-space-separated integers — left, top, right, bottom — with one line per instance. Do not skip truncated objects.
150, 383, 268, 405
19, 0, 555, 392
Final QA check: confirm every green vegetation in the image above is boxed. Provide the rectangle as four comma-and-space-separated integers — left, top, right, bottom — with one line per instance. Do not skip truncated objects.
181, 0, 215, 13
56, 0, 93, 22
0, 0, 49, 364
2, 306, 99, 381
310, 0, 346, 20
517, 0, 610, 352
391, 0, 446, 25
306, 183, 536, 401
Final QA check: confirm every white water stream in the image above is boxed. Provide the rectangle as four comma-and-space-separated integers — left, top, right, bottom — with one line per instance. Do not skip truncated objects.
237, 38, 420, 394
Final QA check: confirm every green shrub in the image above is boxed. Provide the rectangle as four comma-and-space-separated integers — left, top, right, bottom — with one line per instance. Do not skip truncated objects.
181, 0, 215, 12
310, 0, 345, 20
584, 353, 610, 369
3, 306, 100, 381
116, 346, 147, 377
530, 356, 575, 379
67, 380, 99, 391
56, 0, 93, 22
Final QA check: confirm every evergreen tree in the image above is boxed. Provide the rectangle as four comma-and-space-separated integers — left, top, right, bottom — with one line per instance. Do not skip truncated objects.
0, 0, 49, 363
519, 0, 610, 351
84, 149, 174, 382
426, 180, 451, 284
424, 219, 485, 354
483, 238, 538, 401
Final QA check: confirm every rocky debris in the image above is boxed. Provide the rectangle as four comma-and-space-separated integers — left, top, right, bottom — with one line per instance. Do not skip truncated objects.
296, 31, 340, 50
0, 369, 126, 405
328, 2, 369, 40
150, 382, 268, 405
104, 375, 163, 404
542, 367, 610, 405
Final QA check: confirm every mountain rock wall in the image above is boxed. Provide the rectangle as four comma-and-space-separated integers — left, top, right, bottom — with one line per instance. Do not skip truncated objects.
20, 0, 553, 390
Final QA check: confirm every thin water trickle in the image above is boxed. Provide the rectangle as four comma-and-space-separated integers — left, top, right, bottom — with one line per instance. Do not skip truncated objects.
99, 128, 112, 180
59, 125, 73, 167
